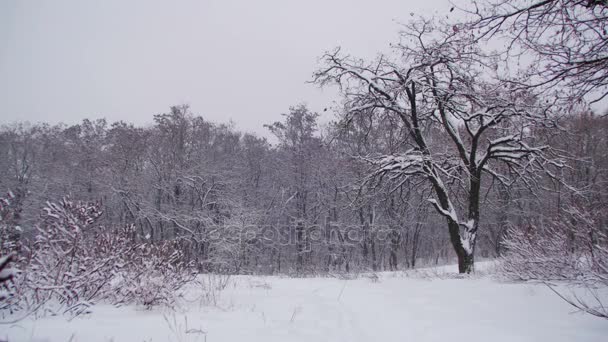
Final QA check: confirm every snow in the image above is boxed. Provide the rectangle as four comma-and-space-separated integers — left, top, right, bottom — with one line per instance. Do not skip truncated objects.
488, 135, 517, 146
0, 290, 10, 299
460, 220, 477, 254
0, 267, 17, 280
377, 152, 424, 172
462, 219, 475, 231
461, 236, 474, 254
427, 198, 458, 223
0, 255, 11, 268
2, 263, 607, 342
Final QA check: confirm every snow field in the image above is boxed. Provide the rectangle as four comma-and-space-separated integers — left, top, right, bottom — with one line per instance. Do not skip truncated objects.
2, 264, 607, 342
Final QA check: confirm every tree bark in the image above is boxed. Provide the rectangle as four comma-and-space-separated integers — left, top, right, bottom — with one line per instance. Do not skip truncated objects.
458, 249, 475, 274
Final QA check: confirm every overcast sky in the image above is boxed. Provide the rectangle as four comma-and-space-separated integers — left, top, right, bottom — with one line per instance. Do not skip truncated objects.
0, 0, 454, 137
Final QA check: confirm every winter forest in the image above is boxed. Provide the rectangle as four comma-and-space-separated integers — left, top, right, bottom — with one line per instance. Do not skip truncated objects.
1, 1, 608, 341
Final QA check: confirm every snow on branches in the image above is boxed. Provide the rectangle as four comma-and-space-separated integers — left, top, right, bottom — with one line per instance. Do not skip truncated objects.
500, 206, 608, 318
110, 238, 195, 308
1, 197, 196, 318
0, 192, 21, 310
468, 0, 608, 104
314, 16, 561, 273
501, 207, 608, 284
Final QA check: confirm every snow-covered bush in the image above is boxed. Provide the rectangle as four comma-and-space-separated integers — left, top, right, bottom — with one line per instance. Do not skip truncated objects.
1, 198, 197, 317
0, 192, 23, 312
110, 238, 195, 308
500, 207, 608, 318
23, 199, 118, 314
0, 254, 17, 304
0, 191, 21, 255
500, 208, 607, 283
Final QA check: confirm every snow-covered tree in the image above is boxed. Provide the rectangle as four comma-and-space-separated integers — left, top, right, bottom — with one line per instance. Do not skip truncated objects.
467, 0, 608, 104
266, 105, 325, 273
314, 18, 558, 273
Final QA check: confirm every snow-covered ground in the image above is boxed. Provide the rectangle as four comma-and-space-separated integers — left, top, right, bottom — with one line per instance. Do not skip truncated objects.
2, 263, 607, 342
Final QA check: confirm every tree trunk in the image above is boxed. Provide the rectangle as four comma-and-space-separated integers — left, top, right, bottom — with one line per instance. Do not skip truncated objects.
389, 228, 399, 271
458, 250, 474, 274
296, 221, 304, 273
447, 219, 476, 274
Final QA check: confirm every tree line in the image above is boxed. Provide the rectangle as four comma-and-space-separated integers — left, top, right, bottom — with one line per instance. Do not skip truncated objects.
0, 0, 607, 283
0, 101, 605, 275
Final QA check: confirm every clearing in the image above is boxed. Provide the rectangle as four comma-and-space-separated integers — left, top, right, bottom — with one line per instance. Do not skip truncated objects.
2, 264, 607, 342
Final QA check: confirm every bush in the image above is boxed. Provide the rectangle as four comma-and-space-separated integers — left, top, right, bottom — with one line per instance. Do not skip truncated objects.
1, 198, 196, 318
500, 207, 608, 319
500, 208, 607, 283
110, 239, 195, 308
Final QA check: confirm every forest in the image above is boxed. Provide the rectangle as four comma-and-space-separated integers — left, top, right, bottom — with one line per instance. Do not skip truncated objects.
0, 0, 607, 340
0, 103, 605, 275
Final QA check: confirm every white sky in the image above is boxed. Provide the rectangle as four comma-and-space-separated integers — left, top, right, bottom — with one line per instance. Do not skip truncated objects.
0, 0, 455, 137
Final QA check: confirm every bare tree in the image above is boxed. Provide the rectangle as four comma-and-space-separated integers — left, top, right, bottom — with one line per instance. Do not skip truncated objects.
466, 0, 608, 104
314, 18, 557, 273
266, 105, 324, 274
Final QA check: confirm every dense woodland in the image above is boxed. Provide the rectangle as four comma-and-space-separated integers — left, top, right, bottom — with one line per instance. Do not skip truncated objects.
0, 103, 605, 274
0, 0, 607, 318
